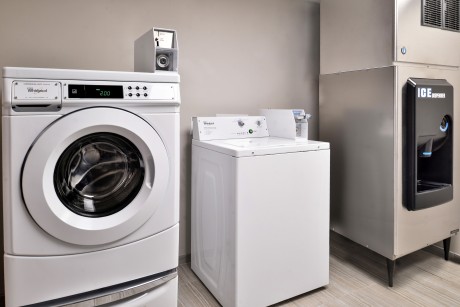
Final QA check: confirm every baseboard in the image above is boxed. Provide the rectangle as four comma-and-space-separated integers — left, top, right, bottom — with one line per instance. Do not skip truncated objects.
179, 254, 191, 264
424, 244, 460, 263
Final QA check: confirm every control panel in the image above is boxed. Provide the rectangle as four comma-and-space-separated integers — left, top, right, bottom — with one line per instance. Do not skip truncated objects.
126, 84, 149, 98
63, 82, 177, 100
123, 83, 175, 99
192, 116, 269, 141
10, 80, 178, 112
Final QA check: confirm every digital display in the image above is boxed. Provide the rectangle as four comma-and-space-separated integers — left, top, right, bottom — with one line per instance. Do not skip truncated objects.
68, 85, 123, 99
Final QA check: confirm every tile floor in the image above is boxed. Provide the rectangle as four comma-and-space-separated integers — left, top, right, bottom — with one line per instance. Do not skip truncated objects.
178, 232, 460, 306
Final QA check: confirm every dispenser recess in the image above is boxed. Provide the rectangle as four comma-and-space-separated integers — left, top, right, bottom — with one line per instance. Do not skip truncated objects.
405, 78, 453, 211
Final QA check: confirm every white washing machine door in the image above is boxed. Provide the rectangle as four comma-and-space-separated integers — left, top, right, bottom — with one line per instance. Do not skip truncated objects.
21, 107, 169, 245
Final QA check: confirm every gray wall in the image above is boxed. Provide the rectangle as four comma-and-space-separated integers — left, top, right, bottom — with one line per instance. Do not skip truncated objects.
0, 0, 320, 257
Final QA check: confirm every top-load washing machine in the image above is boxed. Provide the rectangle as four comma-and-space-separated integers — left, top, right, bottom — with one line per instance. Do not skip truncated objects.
191, 116, 330, 307
1, 67, 180, 306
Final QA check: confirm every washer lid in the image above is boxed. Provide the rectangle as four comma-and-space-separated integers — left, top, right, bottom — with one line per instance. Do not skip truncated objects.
193, 137, 329, 157
21, 107, 169, 246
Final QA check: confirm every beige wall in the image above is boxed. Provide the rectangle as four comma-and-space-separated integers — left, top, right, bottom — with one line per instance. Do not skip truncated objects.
0, 0, 320, 257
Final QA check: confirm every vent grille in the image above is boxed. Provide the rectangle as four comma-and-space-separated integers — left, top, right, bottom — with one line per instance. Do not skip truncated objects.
444, 0, 460, 30
423, 0, 442, 27
422, 0, 460, 31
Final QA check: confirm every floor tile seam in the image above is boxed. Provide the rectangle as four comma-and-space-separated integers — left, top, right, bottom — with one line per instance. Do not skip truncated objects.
310, 283, 377, 307
388, 278, 460, 306
180, 280, 217, 307
189, 279, 221, 307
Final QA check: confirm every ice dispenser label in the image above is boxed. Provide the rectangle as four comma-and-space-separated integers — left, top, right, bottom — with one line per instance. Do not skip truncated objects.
417, 87, 446, 99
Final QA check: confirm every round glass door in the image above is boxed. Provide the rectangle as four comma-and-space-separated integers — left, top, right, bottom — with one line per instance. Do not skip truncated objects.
54, 133, 145, 217
21, 107, 169, 246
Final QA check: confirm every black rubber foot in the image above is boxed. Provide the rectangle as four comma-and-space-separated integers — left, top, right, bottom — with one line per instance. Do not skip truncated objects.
443, 237, 451, 261
386, 258, 395, 287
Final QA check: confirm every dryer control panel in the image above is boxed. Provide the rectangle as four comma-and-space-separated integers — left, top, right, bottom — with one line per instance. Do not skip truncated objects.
4, 67, 181, 113
10, 80, 179, 112
63, 82, 177, 101
192, 116, 269, 141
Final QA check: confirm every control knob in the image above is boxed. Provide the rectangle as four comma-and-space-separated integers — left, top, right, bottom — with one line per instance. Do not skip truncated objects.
238, 119, 245, 127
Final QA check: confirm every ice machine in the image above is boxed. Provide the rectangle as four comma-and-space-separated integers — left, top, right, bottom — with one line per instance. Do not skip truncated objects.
320, 0, 460, 287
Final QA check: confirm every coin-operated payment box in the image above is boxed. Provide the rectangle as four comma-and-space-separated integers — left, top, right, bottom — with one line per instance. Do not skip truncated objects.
135, 28, 178, 73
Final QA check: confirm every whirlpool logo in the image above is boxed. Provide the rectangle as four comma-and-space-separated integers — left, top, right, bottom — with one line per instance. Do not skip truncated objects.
27, 87, 48, 94
418, 87, 446, 99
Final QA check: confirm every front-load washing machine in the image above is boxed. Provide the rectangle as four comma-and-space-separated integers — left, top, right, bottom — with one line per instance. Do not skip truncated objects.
191, 116, 330, 307
1, 67, 180, 306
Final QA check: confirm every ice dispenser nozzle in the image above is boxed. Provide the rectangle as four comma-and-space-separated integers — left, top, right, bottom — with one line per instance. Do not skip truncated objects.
418, 137, 433, 158
417, 115, 451, 158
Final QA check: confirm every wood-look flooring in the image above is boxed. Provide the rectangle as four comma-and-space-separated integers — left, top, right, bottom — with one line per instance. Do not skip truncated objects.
178, 232, 460, 306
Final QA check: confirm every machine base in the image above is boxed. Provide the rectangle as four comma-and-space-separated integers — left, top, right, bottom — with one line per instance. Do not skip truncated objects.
5, 225, 179, 307
385, 236, 452, 287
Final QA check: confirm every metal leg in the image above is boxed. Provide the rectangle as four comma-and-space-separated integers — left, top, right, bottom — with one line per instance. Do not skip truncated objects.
386, 258, 395, 287
443, 237, 451, 261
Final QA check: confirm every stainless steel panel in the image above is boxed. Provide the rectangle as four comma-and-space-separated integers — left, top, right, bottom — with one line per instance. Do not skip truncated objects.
320, 0, 395, 74
321, 0, 460, 74
319, 67, 396, 258
320, 65, 460, 259
395, 65, 460, 257
396, 0, 460, 66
